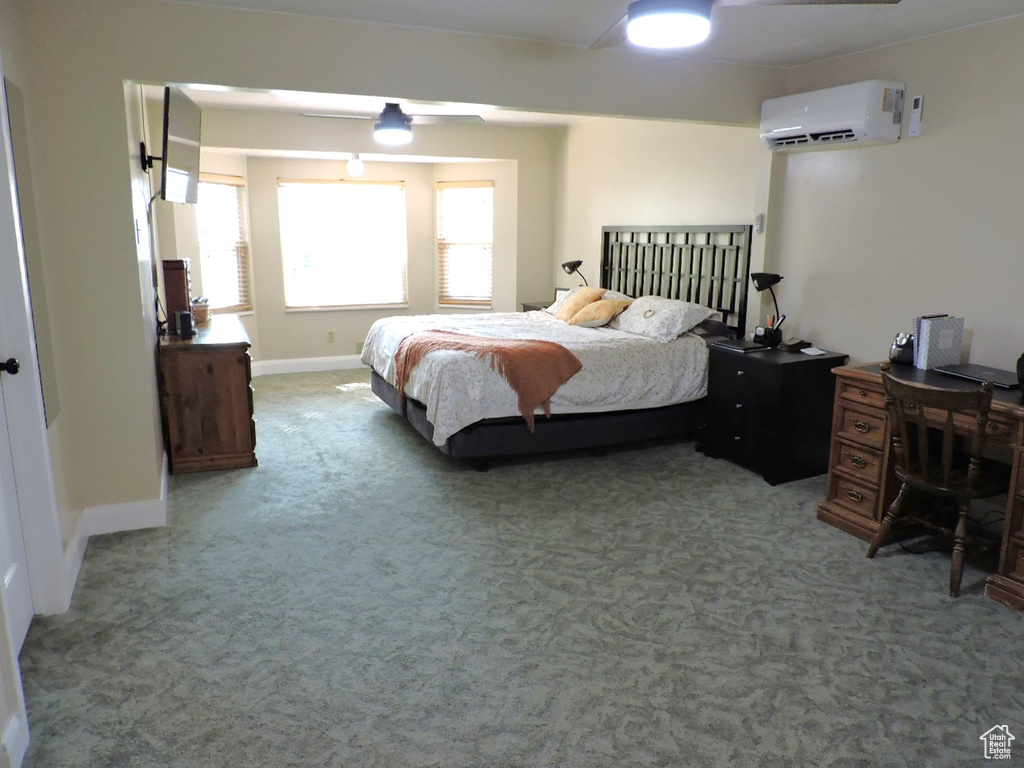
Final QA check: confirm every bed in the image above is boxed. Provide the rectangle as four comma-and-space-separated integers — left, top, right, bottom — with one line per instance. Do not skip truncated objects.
362, 224, 752, 465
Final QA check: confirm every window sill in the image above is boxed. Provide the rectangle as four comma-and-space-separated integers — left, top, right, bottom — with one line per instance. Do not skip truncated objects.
284, 304, 410, 313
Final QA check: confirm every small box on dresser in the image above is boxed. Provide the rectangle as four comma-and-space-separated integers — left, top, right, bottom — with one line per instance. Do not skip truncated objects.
702, 346, 848, 485
158, 314, 257, 474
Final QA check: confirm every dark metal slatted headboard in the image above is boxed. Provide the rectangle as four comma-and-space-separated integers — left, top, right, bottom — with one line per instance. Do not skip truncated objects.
600, 224, 752, 340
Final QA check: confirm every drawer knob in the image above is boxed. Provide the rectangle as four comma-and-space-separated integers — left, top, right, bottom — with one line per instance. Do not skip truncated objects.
852, 419, 873, 434
735, 403, 743, 410
733, 436, 742, 442
859, 389, 868, 398
849, 454, 869, 469
736, 370, 745, 377
844, 487, 866, 503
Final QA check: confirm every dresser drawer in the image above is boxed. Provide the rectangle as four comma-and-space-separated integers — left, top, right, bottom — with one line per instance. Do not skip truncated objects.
835, 404, 888, 450
838, 379, 886, 410
826, 473, 882, 523
833, 439, 884, 486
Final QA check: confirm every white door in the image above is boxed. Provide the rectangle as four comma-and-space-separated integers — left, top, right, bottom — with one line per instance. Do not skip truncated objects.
0, 374, 31, 652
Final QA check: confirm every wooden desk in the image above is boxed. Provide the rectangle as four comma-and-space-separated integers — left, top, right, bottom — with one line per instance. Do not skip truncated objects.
818, 362, 1024, 610
159, 315, 257, 474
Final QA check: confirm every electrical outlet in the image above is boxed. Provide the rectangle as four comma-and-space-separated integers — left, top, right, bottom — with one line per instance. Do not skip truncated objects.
327, 331, 335, 343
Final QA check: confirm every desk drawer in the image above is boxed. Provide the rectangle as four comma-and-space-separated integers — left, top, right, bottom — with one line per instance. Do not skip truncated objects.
833, 439, 884, 486
826, 473, 882, 523
835, 404, 888, 450
838, 379, 886, 410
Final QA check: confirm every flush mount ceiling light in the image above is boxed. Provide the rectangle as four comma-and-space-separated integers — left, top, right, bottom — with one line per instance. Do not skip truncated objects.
626, 0, 712, 49
373, 103, 413, 146
591, 0, 901, 52
346, 153, 365, 177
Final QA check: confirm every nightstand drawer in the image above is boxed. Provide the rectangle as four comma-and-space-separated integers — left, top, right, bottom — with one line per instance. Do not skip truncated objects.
707, 353, 778, 408
835, 403, 888, 450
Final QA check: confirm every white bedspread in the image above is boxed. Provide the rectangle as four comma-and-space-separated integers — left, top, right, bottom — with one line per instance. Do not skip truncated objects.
361, 311, 709, 446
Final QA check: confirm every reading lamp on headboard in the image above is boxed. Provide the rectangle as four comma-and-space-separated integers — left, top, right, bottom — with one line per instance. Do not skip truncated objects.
561, 260, 589, 287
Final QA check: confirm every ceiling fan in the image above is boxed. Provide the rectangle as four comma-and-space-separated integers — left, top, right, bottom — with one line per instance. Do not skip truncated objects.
304, 102, 485, 145
591, 0, 901, 51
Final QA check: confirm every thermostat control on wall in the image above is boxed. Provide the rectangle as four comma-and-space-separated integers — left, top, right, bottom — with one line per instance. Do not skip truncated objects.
908, 94, 923, 137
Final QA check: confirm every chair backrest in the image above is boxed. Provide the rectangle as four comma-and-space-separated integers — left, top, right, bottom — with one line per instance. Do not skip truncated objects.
880, 362, 994, 491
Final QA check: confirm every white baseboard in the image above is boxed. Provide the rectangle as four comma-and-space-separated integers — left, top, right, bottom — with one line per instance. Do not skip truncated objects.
62, 458, 169, 606
252, 355, 368, 377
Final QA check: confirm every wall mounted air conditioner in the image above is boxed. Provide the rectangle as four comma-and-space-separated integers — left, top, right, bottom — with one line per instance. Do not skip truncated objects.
760, 80, 905, 152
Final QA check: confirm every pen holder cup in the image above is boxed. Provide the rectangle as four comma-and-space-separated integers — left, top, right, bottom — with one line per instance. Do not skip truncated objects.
754, 326, 783, 348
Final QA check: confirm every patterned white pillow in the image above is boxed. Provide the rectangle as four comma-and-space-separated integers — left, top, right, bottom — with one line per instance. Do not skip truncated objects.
611, 296, 721, 342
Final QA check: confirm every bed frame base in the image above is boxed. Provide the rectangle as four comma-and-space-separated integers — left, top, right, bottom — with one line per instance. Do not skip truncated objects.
371, 371, 704, 467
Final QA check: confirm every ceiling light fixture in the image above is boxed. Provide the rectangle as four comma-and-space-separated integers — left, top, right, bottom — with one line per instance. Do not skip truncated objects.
346, 153, 365, 177
374, 103, 413, 145
626, 0, 712, 49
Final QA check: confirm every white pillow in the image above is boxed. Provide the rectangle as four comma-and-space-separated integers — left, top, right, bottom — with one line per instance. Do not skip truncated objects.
612, 296, 721, 342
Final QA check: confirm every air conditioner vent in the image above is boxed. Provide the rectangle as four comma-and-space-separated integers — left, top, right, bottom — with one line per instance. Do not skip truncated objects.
810, 129, 856, 143
766, 135, 811, 150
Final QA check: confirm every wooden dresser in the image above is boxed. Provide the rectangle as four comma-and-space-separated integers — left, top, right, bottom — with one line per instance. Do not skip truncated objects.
818, 362, 1024, 611
158, 314, 257, 474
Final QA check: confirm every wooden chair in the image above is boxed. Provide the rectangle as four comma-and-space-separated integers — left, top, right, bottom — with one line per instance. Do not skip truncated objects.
866, 362, 1010, 597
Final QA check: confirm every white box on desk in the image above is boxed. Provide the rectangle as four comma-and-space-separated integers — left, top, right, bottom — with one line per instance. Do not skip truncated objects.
915, 315, 964, 370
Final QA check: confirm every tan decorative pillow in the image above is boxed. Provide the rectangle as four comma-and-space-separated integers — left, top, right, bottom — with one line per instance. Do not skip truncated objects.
567, 298, 633, 328
555, 286, 606, 321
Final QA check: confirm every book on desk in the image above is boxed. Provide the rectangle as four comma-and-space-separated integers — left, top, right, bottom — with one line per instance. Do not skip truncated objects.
913, 314, 964, 370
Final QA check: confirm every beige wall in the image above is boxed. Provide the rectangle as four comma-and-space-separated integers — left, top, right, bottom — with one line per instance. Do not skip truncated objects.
770, 17, 1024, 366
555, 118, 768, 295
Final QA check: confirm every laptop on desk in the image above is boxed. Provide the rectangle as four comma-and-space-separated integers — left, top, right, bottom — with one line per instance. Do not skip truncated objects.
934, 363, 1021, 389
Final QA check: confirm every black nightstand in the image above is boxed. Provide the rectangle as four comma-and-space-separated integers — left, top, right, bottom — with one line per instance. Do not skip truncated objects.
521, 301, 549, 312
700, 346, 848, 485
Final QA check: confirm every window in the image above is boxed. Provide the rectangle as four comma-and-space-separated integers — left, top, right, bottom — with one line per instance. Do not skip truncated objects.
196, 174, 252, 313
436, 181, 494, 306
277, 180, 408, 309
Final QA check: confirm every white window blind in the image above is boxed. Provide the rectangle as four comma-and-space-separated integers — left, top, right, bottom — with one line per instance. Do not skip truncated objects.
197, 174, 252, 313
437, 181, 494, 306
277, 180, 408, 309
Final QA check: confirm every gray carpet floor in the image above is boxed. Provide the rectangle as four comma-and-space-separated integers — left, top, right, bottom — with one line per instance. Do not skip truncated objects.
18, 369, 1024, 767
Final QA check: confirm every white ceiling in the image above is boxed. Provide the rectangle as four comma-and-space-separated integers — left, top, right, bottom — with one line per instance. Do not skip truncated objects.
164, 0, 1024, 68
170, 0, 1024, 132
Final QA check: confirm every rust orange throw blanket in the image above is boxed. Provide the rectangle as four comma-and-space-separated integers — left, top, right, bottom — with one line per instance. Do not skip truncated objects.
394, 330, 583, 432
